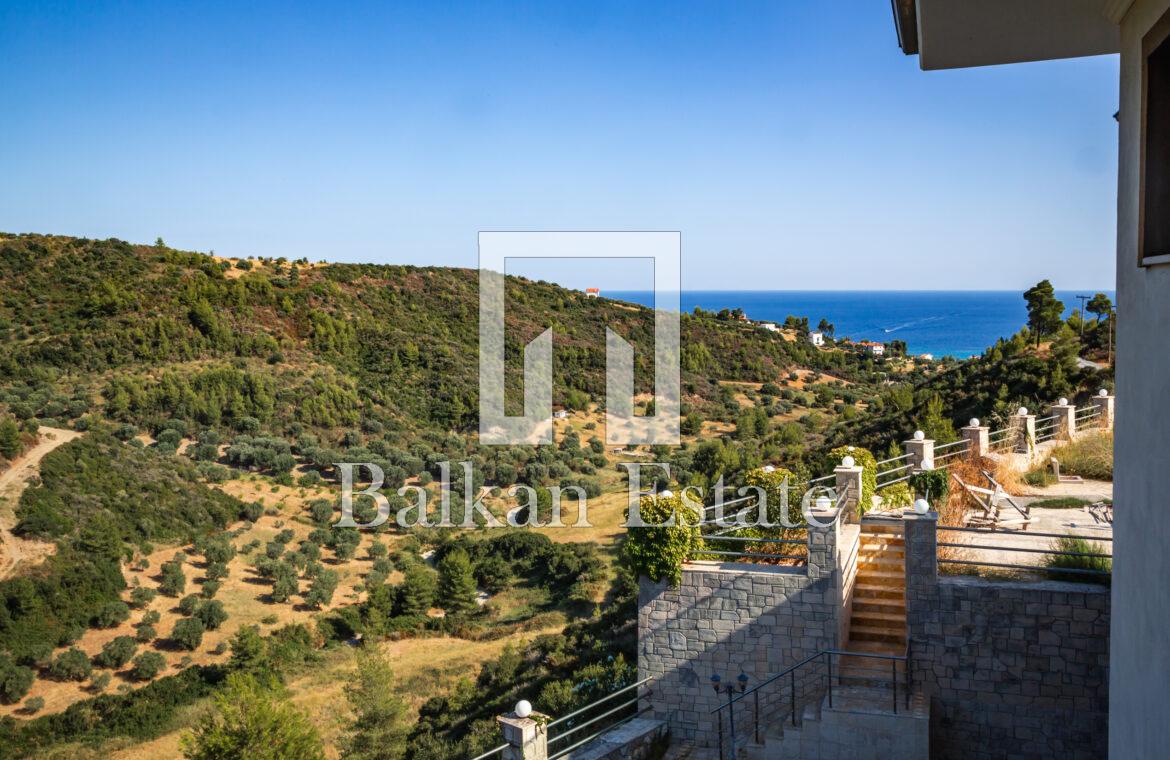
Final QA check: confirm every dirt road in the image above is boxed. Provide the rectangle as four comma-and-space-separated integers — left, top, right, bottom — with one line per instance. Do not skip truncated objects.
0, 426, 81, 580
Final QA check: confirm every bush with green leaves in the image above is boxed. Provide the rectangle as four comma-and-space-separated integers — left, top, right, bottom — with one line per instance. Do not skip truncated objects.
201, 580, 222, 599
878, 481, 913, 509
130, 586, 157, 608
196, 600, 229, 630
179, 594, 203, 616
172, 617, 206, 651
160, 559, 187, 597
622, 494, 701, 586
180, 672, 325, 760
95, 636, 139, 669
305, 570, 339, 610
130, 650, 167, 681
0, 657, 35, 704
48, 647, 93, 682
828, 445, 877, 513
908, 468, 950, 508
1046, 536, 1112, 582
90, 670, 113, 693
23, 695, 45, 714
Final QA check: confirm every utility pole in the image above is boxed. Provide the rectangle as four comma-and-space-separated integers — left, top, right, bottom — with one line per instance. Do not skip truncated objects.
1076, 294, 1090, 338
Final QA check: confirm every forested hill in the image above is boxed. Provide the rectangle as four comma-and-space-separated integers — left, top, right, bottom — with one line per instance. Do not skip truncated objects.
0, 233, 886, 438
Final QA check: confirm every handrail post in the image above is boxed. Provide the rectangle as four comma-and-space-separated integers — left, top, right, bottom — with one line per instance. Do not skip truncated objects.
717, 708, 724, 760
791, 669, 797, 727
753, 689, 759, 746
892, 658, 898, 714
827, 652, 833, 708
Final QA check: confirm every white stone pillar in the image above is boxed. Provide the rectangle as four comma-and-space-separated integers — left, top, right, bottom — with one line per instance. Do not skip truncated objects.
1093, 390, 1115, 429
904, 431, 935, 472
1050, 399, 1077, 440
498, 708, 548, 760
961, 419, 989, 458
834, 461, 864, 521
1013, 408, 1036, 453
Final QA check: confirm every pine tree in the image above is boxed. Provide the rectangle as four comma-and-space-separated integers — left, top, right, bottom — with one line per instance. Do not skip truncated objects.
0, 416, 21, 460
437, 549, 478, 617
181, 673, 324, 760
340, 652, 409, 760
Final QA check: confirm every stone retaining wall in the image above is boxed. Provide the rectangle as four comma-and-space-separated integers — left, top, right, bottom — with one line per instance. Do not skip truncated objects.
904, 513, 1110, 760
638, 559, 842, 748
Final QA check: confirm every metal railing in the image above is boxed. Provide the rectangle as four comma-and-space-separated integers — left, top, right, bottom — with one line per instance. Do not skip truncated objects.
933, 438, 970, 469
546, 678, 653, 759
937, 525, 1112, 578
1033, 413, 1060, 443
687, 483, 853, 563
710, 644, 911, 760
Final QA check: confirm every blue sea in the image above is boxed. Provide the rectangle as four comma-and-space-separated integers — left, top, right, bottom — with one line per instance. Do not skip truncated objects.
606, 291, 1113, 359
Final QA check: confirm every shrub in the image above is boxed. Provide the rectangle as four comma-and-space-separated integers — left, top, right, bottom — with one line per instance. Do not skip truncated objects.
622, 494, 700, 586
1039, 432, 1113, 481
0, 659, 35, 704
1046, 536, 1111, 583
180, 672, 325, 759
908, 468, 949, 508
95, 636, 139, 669
179, 594, 203, 616
878, 481, 913, 509
201, 580, 222, 599
172, 617, 206, 651
828, 446, 877, 512
135, 623, 158, 643
130, 651, 167, 681
195, 600, 228, 631
24, 696, 45, 714
48, 647, 92, 682
90, 671, 112, 693
160, 560, 186, 597
130, 586, 157, 608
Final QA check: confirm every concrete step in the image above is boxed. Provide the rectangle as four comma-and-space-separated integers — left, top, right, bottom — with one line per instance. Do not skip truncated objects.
842, 639, 907, 656
854, 583, 906, 599
860, 534, 904, 545
847, 624, 907, 645
859, 547, 903, 555
856, 555, 904, 568
854, 569, 906, 586
861, 524, 903, 535
851, 610, 906, 627
852, 598, 906, 614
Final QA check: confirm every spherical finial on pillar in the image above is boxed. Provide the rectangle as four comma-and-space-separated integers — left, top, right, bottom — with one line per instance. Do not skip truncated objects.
969, 418, 980, 427
841, 455, 855, 468
1017, 407, 1029, 416
1099, 388, 1109, 397
913, 430, 925, 441
659, 490, 673, 499
514, 700, 532, 718
913, 498, 930, 515
814, 495, 831, 511
1058, 397, 1068, 406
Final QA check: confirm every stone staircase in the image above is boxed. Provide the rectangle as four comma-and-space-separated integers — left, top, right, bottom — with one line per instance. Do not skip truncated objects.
841, 523, 907, 684
741, 684, 929, 759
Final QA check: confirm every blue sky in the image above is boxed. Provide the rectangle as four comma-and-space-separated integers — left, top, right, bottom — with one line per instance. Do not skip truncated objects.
0, 1, 1119, 290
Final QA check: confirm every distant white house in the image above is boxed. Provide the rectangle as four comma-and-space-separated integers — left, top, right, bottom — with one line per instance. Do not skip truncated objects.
758, 322, 779, 332
859, 341, 885, 356
808, 331, 824, 347
919, 353, 934, 361
553, 409, 569, 419
585, 287, 600, 298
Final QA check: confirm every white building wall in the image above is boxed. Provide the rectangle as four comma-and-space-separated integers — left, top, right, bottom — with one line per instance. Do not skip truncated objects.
1112, 1, 1170, 756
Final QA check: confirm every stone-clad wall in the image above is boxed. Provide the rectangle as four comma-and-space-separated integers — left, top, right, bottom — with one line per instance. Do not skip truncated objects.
638, 560, 841, 748
907, 566, 1110, 758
